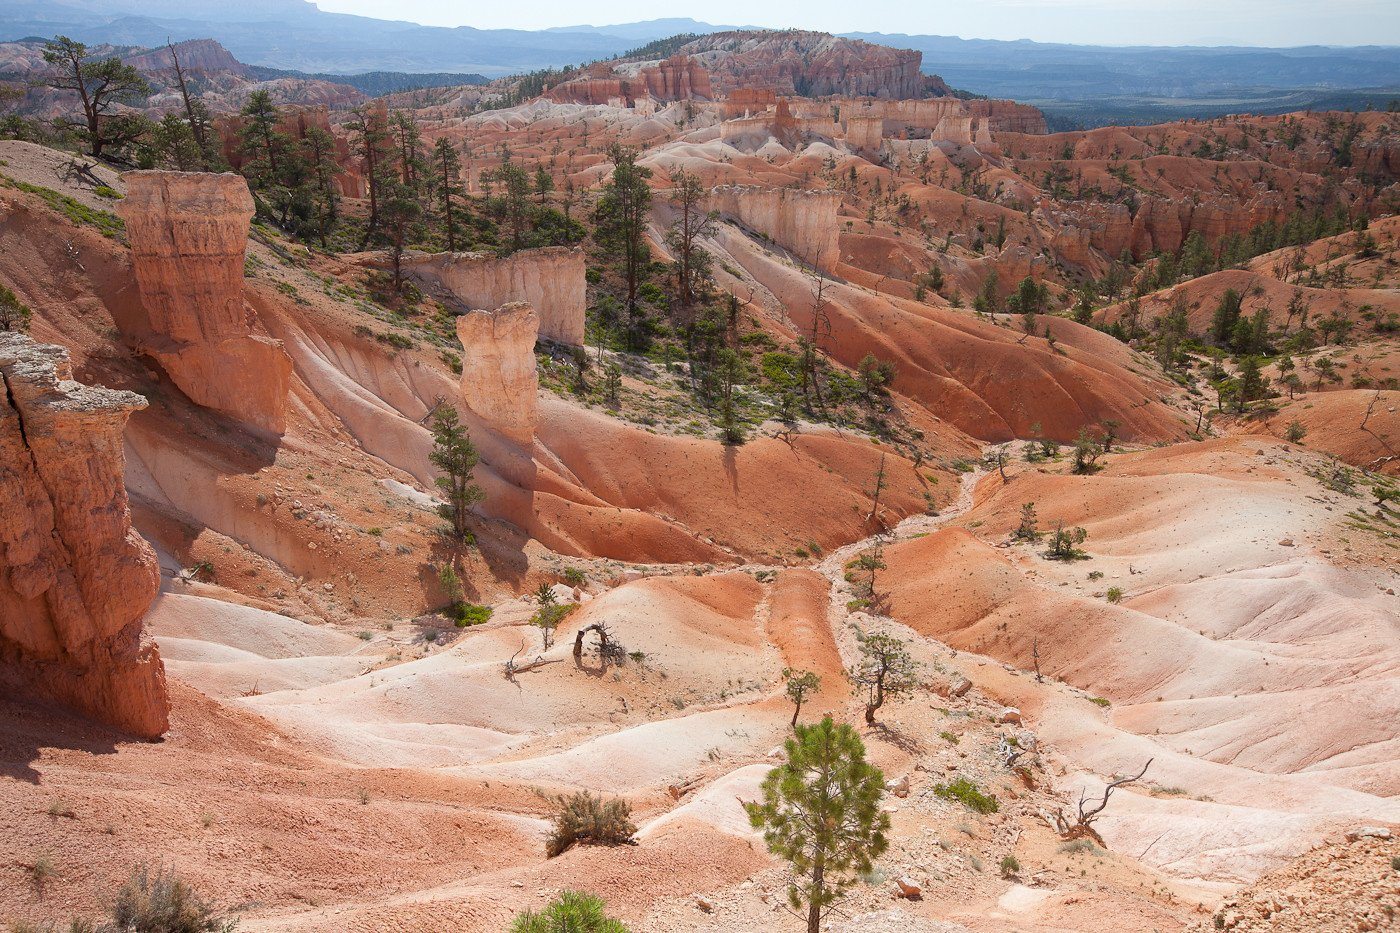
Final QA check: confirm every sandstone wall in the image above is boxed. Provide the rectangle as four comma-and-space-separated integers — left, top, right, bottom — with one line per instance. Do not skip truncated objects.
119, 171, 292, 434
0, 333, 168, 738
456, 301, 539, 445
707, 185, 843, 271
406, 247, 585, 346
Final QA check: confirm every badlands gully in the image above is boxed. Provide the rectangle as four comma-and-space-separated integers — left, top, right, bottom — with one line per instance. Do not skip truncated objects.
1, 28, 1398, 933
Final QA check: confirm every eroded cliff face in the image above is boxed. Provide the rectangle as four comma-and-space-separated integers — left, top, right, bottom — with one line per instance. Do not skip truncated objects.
456, 301, 539, 445
686, 32, 938, 99
407, 247, 585, 345
0, 333, 168, 738
119, 171, 292, 434
707, 186, 843, 271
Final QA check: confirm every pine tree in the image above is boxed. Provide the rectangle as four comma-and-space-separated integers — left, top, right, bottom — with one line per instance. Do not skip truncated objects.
1210, 288, 1244, 346
745, 716, 890, 933
666, 169, 717, 310
41, 37, 151, 159
594, 145, 653, 313
431, 137, 465, 252
347, 105, 392, 249
301, 127, 341, 245
849, 631, 917, 724
429, 407, 484, 539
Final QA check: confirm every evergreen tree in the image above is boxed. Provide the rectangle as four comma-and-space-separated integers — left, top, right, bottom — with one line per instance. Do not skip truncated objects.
1210, 288, 1244, 346
347, 105, 392, 249
745, 716, 890, 933
41, 36, 151, 159
665, 169, 718, 310
594, 144, 653, 313
301, 127, 342, 245
431, 137, 465, 252
429, 407, 484, 540
1236, 356, 1266, 411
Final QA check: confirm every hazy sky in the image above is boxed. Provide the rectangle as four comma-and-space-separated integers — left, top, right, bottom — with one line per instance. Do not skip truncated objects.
311, 0, 1399, 46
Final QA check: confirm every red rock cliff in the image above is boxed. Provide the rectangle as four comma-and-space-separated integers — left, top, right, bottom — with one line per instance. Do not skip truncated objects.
119, 171, 292, 434
0, 333, 168, 738
685, 32, 938, 100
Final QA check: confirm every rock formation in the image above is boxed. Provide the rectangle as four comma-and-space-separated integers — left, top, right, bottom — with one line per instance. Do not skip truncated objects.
707, 186, 843, 271
0, 333, 168, 738
405, 247, 585, 345
456, 301, 539, 444
119, 171, 292, 434
684, 31, 941, 99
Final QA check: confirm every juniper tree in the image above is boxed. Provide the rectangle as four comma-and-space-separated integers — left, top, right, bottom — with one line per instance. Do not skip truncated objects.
745, 716, 890, 933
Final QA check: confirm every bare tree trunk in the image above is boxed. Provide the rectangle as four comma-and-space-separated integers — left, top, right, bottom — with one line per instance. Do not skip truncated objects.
807, 857, 825, 933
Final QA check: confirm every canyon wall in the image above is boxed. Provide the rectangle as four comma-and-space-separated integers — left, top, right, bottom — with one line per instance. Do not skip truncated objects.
456, 301, 539, 445
119, 171, 292, 434
687, 32, 936, 99
1045, 191, 1293, 263
406, 246, 586, 345
707, 185, 843, 271
0, 333, 168, 738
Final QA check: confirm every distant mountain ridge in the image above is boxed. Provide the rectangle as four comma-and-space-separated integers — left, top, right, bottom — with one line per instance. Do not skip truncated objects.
1, 1, 1396, 126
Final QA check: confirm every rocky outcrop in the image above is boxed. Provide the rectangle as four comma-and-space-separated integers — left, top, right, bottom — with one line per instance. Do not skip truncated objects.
639, 55, 713, 101
845, 115, 884, 153
456, 301, 539, 445
707, 186, 843, 271
119, 171, 292, 434
404, 247, 585, 345
685, 32, 936, 99
0, 333, 168, 738
123, 38, 248, 76
1045, 191, 1292, 263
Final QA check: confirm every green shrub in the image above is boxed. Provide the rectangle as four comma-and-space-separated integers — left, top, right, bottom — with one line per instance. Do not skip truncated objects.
454, 603, 492, 627
110, 865, 237, 932
999, 854, 1021, 877
545, 791, 636, 858
932, 777, 999, 814
511, 890, 629, 932
1106, 586, 1123, 603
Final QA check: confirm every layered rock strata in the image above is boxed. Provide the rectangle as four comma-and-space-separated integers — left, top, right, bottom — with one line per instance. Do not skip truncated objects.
119, 171, 292, 434
707, 186, 843, 271
456, 302, 539, 445
0, 333, 168, 738
406, 247, 585, 345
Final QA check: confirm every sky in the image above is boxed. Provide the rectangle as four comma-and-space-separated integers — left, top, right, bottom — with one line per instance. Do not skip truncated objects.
310, 0, 1400, 47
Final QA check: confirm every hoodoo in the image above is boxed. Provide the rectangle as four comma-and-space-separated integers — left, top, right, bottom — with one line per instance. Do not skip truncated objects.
456, 301, 540, 445
118, 171, 292, 434
0, 334, 168, 739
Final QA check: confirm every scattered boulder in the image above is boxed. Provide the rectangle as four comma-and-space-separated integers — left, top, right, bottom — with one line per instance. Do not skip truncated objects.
1345, 826, 1392, 842
999, 707, 1023, 725
894, 877, 922, 900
